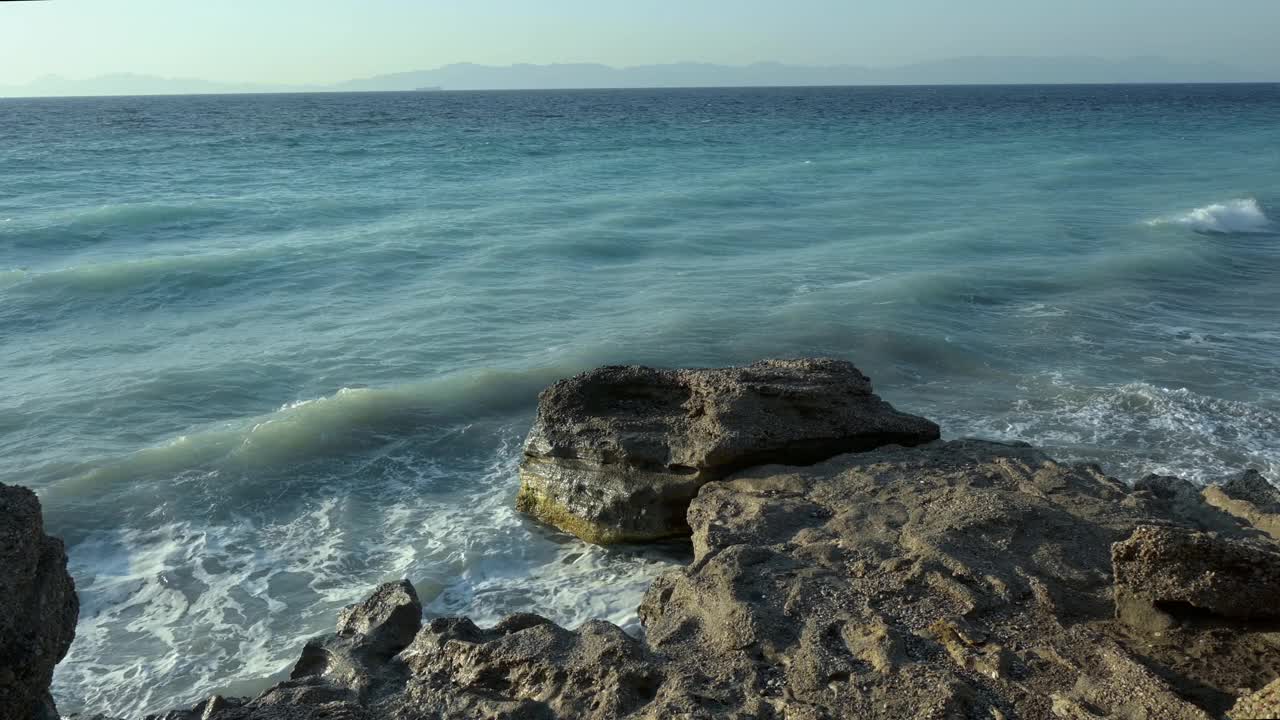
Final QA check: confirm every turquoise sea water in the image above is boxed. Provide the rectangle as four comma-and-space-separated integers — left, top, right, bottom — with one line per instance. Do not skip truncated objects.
2, 85, 1278, 715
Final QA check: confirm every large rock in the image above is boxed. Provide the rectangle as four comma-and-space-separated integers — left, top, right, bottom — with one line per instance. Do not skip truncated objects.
0, 483, 79, 720
516, 359, 939, 543
1112, 525, 1280, 621
636, 441, 1280, 719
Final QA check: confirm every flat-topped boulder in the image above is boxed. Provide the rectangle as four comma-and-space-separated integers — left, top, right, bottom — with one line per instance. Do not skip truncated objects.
515, 358, 940, 544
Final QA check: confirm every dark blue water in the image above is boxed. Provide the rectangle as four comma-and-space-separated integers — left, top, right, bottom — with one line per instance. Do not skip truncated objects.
1, 85, 1277, 715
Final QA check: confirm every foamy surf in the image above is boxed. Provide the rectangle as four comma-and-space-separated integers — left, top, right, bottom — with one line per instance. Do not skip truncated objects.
53, 431, 682, 717
944, 378, 1280, 485
1146, 198, 1275, 235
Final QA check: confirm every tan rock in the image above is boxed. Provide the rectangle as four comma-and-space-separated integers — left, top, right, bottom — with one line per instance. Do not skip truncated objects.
1231, 678, 1280, 720
516, 359, 938, 543
1112, 525, 1280, 621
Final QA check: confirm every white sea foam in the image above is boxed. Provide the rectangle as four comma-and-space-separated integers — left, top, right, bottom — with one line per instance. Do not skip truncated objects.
1147, 198, 1274, 235
947, 379, 1280, 485
53, 431, 681, 716
1015, 302, 1069, 318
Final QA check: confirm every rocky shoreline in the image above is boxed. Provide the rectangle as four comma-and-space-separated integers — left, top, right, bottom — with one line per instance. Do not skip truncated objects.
4, 359, 1280, 719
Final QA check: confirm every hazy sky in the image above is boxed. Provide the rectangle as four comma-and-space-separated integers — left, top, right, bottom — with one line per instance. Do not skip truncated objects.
4, 0, 1279, 86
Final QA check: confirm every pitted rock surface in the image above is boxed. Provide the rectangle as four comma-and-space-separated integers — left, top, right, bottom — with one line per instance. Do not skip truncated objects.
1112, 525, 1280, 621
1231, 677, 1280, 720
634, 440, 1278, 718
150, 441, 1280, 719
516, 359, 939, 543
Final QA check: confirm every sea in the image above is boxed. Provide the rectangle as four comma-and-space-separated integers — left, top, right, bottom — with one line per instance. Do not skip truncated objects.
1, 84, 1277, 716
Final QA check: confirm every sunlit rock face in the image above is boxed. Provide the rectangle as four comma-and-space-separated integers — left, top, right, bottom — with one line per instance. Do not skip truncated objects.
516, 358, 940, 544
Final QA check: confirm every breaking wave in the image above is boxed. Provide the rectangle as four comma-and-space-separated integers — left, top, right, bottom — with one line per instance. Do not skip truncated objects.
43, 366, 589, 497
1147, 198, 1274, 235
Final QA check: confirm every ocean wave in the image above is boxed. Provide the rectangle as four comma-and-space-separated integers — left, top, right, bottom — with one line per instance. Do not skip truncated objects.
44, 366, 590, 496
0, 225, 446, 300
1, 251, 267, 294
1146, 198, 1275, 235
0, 268, 28, 289
68, 202, 231, 229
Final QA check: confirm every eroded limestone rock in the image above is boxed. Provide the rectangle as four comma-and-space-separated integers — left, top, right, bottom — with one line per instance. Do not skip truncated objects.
1202, 469, 1280, 541
637, 441, 1280, 719
1112, 525, 1280, 621
149, 442, 1280, 719
516, 359, 939, 543
390, 614, 665, 719
289, 579, 422, 702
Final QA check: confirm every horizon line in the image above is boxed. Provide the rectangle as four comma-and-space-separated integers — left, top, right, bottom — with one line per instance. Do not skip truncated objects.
4, 80, 1279, 102
4, 54, 1270, 91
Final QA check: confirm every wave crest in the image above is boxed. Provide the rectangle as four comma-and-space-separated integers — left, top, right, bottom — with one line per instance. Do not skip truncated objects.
1147, 198, 1274, 235
42, 365, 589, 497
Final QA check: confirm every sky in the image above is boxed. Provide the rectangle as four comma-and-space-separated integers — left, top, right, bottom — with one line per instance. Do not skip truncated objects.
3, 0, 1279, 86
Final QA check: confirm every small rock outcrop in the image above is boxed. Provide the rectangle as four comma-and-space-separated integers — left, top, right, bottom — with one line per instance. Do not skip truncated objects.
0, 483, 79, 720
516, 359, 939, 543
287, 579, 423, 702
1202, 469, 1280, 541
389, 615, 663, 718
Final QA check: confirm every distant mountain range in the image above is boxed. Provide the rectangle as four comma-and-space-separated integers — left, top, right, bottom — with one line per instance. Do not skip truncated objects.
2, 57, 1271, 98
